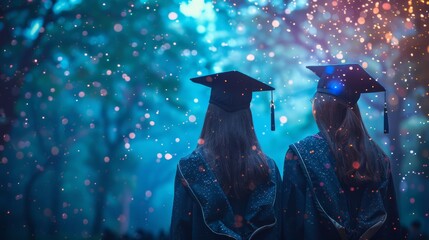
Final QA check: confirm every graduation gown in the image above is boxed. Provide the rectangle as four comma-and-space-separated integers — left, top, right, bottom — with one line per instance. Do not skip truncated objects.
282, 133, 401, 240
170, 149, 282, 240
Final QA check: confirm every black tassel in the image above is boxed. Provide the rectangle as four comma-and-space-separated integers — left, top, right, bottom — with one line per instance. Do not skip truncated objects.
271, 91, 275, 131
384, 92, 389, 134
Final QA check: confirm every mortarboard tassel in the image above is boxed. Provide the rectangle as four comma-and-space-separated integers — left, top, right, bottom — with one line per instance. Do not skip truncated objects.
384, 91, 389, 134
271, 91, 275, 131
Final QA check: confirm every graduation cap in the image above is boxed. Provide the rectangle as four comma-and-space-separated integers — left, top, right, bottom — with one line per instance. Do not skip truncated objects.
306, 64, 389, 133
191, 70, 276, 131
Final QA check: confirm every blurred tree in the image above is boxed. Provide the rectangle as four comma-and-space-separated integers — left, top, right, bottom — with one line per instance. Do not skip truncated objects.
2, 0, 210, 238
391, 0, 429, 228
0, 0, 59, 147
393, 0, 429, 121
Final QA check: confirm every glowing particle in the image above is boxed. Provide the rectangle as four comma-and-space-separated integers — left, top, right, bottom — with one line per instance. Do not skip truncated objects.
114, 23, 123, 32
352, 161, 360, 169
84, 179, 91, 186
165, 153, 172, 160
373, 7, 379, 14
246, 54, 255, 61
272, 20, 280, 28
358, 17, 365, 25
382, 3, 391, 10
234, 215, 243, 228
189, 115, 196, 122
100, 89, 108, 96
104, 156, 110, 163
129, 132, 136, 139
280, 116, 288, 124
168, 12, 178, 20
145, 190, 152, 198
122, 73, 131, 82
51, 146, 59, 156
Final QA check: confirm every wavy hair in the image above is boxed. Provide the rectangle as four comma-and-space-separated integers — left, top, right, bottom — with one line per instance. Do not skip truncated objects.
312, 92, 387, 185
198, 104, 269, 198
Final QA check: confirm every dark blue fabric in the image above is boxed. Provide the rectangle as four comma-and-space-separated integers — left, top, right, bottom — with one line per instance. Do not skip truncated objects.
283, 133, 401, 240
170, 150, 282, 240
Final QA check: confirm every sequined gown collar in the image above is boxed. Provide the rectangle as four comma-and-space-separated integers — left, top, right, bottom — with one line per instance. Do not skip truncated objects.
177, 149, 277, 239
290, 133, 388, 240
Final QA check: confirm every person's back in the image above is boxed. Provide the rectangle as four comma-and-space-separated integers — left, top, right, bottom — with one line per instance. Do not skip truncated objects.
282, 64, 401, 240
170, 71, 281, 240
173, 144, 281, 239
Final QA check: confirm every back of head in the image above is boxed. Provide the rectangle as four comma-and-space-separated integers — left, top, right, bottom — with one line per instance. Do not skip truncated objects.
198, 104, 269, 198
313, 93, 386, 186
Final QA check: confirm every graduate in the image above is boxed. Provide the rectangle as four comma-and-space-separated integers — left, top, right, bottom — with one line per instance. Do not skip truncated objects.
282, 64, 401, 240
170, 71, 282, 240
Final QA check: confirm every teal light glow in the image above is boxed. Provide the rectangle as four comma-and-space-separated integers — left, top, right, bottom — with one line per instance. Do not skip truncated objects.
53, 0, 82, 14
179, 0, 215, 20
24, 18, 43, 40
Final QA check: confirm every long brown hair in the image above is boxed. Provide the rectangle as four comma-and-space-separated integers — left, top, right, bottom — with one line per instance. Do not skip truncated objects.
198, 104, 269, 198
312, 92, 386, 185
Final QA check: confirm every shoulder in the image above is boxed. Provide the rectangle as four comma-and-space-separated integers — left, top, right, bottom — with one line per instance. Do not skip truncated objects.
178, 150, 202, 167
176, 150, 207, 180
293, 132, 324, 146
265, 156, 278, 168
179, 149, 201, 161
285, 148, 299, 161
285, 133, 324, 161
